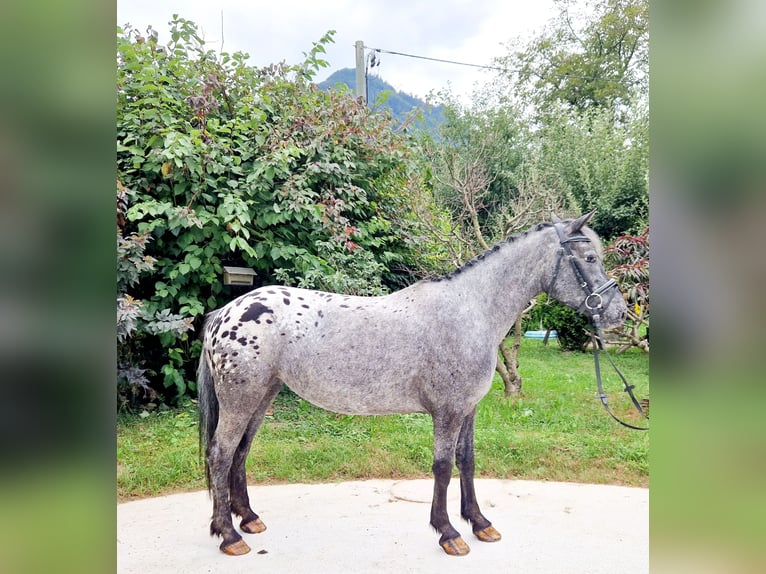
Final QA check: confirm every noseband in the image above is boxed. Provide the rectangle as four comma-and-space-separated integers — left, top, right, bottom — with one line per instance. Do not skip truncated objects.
548, 223, 649, 431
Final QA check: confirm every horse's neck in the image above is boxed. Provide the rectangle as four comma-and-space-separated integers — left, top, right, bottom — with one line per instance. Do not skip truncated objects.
446, 230, 554, 342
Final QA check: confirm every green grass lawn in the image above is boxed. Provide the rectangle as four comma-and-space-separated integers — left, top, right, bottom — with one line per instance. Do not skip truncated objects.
117, 339, 649, 500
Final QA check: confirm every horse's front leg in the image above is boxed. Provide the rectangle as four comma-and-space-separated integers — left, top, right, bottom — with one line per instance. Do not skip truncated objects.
430, 411, 470, 556
456, 408, 501, 543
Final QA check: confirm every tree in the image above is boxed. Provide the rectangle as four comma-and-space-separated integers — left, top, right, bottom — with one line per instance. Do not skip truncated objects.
533, 103, 649, 239
501, 0, 648, 115
410, 0, 648, 396
489, 0, 649, 239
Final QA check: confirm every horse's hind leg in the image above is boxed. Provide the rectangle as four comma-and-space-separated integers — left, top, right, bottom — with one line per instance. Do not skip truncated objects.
430, 410, 470, 556
455, 408, 501, 543
207, 410, 254, 555
228, 383, 281, 535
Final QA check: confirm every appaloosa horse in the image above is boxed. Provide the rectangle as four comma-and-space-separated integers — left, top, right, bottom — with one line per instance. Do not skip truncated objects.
197, 212, 627, 556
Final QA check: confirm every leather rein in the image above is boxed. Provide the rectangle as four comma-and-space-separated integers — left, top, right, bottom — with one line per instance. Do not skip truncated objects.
550, 223, 649, 431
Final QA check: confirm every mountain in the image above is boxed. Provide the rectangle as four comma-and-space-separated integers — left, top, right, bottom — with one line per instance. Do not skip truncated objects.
318, 68, 444, 134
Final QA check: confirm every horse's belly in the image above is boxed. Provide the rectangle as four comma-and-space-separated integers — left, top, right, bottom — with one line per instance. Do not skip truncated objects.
280, 364, 426, 416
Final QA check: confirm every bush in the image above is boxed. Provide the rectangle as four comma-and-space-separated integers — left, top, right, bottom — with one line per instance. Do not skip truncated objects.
603, 227, 649, 352
117, 180, 194, 408
116, 18, 427, 405
524, 295, 592, 352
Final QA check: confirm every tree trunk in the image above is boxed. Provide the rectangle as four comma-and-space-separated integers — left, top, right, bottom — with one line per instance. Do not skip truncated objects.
499, 316, 525, 397
494, 350, 516, 396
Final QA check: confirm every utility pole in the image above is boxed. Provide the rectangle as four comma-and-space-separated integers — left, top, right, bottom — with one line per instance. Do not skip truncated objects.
354, 40, 366, 102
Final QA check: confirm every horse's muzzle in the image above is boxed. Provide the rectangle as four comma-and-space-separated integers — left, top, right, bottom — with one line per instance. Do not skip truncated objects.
598, 302, 628, 330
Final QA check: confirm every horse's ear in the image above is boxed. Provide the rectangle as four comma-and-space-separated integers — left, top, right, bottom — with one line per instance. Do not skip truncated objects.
551, 212, 562, 223
569, 210, 596, 233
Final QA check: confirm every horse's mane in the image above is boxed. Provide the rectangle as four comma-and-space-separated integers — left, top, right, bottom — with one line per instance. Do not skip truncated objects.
430, 222, 555, 283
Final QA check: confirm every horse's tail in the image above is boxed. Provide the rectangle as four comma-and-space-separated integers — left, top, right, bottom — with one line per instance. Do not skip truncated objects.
197, 309, 221, 493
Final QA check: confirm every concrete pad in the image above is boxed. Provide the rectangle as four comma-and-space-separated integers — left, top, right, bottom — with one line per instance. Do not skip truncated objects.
118, 479, 647, 573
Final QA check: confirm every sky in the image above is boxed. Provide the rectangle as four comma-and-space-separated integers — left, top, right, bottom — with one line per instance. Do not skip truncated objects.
117, 0, 557, 102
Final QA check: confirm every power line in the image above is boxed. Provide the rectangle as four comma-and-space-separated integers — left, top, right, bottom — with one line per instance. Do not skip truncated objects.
365, 45, 507, 73
363, 44, 632, 85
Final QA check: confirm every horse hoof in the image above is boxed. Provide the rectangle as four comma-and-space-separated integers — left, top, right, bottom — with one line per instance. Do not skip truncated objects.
241, 517, 267, 534
221, 539, 251, 556
440, 536, 470, 556
474, 525, 502, 542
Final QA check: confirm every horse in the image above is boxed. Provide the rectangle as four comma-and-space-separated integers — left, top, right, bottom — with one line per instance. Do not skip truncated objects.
197, 212, 627, 556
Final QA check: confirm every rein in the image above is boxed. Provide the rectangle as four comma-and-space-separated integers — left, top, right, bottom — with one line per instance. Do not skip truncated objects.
590, 315, 649, 431
551, 223, 649, 431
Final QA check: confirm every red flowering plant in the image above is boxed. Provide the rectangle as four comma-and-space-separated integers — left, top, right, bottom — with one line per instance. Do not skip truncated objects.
603, 227, 649, 353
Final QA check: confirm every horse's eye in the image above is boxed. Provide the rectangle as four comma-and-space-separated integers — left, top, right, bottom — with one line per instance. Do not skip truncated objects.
585, 254, 597, 263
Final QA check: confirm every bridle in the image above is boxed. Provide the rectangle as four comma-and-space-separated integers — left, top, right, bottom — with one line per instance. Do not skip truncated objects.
549, 223, 619, 315
549, 223, 649, 431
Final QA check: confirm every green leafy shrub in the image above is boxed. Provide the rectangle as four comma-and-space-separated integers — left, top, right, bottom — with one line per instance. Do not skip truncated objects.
117, 180, 194, 408
116, 18, 427, 405
524, 295, 592, 352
